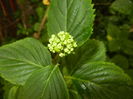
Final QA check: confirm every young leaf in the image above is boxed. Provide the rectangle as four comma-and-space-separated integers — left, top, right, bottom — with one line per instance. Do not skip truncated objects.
71, 62, 133, 99
47, 0, 95, 46
63, 40, 106, 73
18, 65, 69, 99
0, 38, 52, 85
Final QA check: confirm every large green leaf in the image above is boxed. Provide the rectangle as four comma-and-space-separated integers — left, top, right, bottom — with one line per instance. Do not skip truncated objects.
62, 40, 106, 74
0, 38, 52, 85
47, 0, 95, 46
18, 65, 69, 99
69, 62, 133, 99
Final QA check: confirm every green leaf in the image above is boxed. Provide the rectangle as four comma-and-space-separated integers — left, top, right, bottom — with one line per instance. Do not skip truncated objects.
7, 86, 18, 99
47, 0, 95, 46
63, 40, 106, 74
107, 24, 129, 40
0, 38, 52, 85
18, 65, 69, 99
36, 7, 45, 20
123, 40, 133, 56
129, 57, 133, 68
111, 54, 129, 69
3, 82, 14, 99
70, 62, 132, 99
111, 0, 133, 15
34, 23, 40, 31
126, 69, 133, 80
116, 86, 133, 99
106, 24, 128, 52
69, 89, 82, 99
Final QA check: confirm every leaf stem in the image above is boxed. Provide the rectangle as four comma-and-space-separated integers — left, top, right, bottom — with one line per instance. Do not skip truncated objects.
52, 53, 60, 65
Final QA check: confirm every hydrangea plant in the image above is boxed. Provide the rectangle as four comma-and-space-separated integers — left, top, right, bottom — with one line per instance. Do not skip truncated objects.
0, 0, 132, 99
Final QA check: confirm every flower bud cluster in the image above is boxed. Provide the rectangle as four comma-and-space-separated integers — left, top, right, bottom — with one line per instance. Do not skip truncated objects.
48, 31, 77, 57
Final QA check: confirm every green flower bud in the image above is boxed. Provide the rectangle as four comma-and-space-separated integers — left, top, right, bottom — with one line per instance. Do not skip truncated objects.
59, 53, 65, 57
48, 31, 77, 57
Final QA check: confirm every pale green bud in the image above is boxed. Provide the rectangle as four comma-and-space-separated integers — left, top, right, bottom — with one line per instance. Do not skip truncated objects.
67, 44, 72, 49
70, 48, 74, 51
52, 42, 57, 47
63, 40, 67, 45
64, 48, 69, 53
73, 42, 77, 47
59, 53, 65, 57
67, 51, 71, 54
